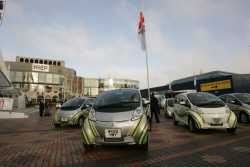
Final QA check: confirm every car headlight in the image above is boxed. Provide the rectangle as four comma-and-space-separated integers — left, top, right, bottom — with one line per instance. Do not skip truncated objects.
192, 106, 203, 115
89, 108, 96, 122
131, 107, 143, 121
225, 106, 231, 114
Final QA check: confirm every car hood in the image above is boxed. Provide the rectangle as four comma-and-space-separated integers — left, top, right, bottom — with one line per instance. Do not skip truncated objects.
198, 107, 227, 114
95, 110, 133, 122
59, 108, 79, 117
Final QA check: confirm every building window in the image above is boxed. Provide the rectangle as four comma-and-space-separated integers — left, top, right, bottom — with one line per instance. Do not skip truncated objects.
35, 59, 38, 63
39, 73, 46, 83
15, 72, 23, 82
32, 72, 38, 83
53, 74, 60, 84
46, 74, 53, 83
44, 60, 48, 64
39, 60, 43, 64
49, 61, 52, 65
25, 58, 29, 63
30, 59, 34, 63
57, 62, 61, 66
53, 61, 56, 65
20, 58, 24, 62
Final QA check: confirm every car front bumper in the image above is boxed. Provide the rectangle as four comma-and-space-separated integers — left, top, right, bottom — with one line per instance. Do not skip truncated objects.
200, 122, 235, 129
93, 136, 137, 145
53, 112, 82, 126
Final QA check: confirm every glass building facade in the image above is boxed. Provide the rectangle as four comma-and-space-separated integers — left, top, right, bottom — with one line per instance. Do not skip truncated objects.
5, 57, 139, 104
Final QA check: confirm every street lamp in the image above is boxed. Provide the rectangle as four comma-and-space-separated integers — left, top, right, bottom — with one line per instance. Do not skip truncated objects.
0, 0, 5, 26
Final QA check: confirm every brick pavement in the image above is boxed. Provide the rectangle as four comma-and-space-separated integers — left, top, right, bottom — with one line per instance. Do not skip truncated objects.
0, 110, 250, 167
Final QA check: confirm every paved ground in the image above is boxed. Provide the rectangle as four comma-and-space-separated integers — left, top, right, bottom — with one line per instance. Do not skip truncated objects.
0, 109, 250, 167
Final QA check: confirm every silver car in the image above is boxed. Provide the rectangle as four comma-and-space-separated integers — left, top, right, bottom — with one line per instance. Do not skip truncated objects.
220, 93, 250, 123
164, 98, 175, 118
81, 89, 150, 150
53, 97, 95, 127
173, 92, 237, 133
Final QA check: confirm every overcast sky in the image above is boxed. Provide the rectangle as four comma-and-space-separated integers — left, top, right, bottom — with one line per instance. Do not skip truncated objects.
0, 0, 250, 88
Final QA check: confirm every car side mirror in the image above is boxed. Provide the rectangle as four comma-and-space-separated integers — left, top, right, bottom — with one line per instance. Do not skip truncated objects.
231, 100, 241, 105
180, 101, 190, 107
180, 101, 186, 105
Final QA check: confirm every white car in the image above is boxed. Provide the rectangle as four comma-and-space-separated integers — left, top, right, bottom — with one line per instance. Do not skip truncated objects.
164, 98, 175, 118
173, 92, 237, 133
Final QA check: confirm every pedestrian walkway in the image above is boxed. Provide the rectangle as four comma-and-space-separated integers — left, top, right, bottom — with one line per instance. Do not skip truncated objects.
0, 111, 28, 119
0, 106, 38, 119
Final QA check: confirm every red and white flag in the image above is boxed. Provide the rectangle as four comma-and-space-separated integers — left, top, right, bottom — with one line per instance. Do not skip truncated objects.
138, 11, 147, 51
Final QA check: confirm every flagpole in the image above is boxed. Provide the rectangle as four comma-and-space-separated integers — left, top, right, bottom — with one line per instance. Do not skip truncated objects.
145, 49, 151, 102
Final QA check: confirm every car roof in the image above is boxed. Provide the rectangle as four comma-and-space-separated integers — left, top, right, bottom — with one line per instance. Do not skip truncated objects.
177, 92, 211, 96
220, 93, 250, 97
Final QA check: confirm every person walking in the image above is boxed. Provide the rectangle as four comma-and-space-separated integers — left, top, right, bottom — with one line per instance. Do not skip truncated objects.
39, 100, 44, 117
150, 92, 160, 126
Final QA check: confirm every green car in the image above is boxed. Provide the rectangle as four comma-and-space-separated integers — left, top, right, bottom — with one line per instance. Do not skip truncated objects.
53, 97, 95, 128
80, 89, 150, 150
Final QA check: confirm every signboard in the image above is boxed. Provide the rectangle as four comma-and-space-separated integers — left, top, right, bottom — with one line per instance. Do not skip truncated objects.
200, 80, 232, 92
32, 63, 49, 72
0, 98, 14, 111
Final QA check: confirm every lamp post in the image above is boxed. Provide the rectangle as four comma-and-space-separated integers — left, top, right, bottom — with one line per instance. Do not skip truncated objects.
0, 0, 5, 26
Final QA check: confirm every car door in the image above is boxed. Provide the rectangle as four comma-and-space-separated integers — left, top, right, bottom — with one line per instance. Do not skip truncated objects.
167, 99, 175, 114
226, 95, 241, 116
175, 95, 190, 124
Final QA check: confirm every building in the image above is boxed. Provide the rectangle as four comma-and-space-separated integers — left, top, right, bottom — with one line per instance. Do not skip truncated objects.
5, 56, 139, 104
141, 71, 250, 97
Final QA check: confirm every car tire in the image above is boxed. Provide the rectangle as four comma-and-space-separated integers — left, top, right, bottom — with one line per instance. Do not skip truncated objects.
188, 118, 197, 133
164, 110, 169, 118
54, 124, 61, 128
78, 117, 84, 128
83, 143, 93, 151
173, 115, 178, 126
227, 128, 237, 134
240, 112, 249, 123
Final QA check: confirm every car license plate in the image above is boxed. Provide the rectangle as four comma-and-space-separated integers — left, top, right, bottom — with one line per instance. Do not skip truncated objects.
105, 129, 121, 138
61, 117, 68, 122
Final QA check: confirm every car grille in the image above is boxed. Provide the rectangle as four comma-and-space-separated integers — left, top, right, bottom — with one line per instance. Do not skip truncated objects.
104, 138, 124, 142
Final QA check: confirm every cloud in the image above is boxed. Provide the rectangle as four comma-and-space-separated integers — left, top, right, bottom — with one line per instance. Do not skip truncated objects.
1, 0, 250, 89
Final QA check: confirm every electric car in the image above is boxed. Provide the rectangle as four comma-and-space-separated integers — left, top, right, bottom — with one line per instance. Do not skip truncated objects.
173, 92, 237, 133
164, 98, 175, 118
220, 93, 250, 123
80, 88, 150, 150
53, 97, 95, 128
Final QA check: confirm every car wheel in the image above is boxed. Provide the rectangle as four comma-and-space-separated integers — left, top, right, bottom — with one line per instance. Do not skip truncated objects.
188, 118, 197, 133
227, 128, 237, 134
173, 115, 178, 126
54, 124, 61, 128
164, 110, 169, 118
83, 143, 93, 151
240, 112, 249, 123
78, 117, 84, 128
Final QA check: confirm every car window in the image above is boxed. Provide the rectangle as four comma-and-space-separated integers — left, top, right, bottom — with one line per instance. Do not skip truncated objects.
94, 89, 141, 112
61, 97, 85, 111
219, 95, 227, 102
187, 93, 225, 108
234, 94, 250, 105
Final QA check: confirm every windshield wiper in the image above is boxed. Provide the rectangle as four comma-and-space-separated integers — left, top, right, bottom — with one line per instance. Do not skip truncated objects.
95, 101, 139, 109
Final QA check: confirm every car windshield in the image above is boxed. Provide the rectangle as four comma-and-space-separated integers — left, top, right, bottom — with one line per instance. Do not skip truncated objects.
187, 93, 225, 108
61, 98, 85, 111
234, 94, 250, 105
94, 89, 140, 112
